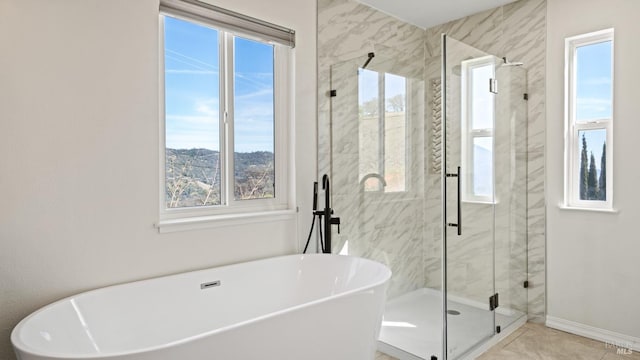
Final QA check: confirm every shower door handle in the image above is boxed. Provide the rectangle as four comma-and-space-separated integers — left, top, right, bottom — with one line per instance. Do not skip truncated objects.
446, 166, 462, 236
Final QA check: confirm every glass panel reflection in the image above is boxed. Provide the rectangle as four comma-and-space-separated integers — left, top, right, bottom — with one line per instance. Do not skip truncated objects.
358, 69, 407, 192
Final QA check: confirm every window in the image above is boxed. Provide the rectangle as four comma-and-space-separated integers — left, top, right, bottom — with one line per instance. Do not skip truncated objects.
358, 68, 408, 192
159, 0, 294, 224
461, 56, 495, 203
565, 29, 613, 209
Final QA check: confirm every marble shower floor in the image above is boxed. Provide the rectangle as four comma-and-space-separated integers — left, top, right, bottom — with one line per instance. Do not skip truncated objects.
377, 322, 639, 360
378, 288, 523, 359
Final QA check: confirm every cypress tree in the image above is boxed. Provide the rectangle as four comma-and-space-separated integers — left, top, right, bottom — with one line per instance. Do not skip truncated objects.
587, 152, 598, 200
599, 142, 606, 200
580, 134, 588, 200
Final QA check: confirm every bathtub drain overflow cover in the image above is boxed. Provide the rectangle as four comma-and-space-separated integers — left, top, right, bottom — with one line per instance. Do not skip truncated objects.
200, 280, 221, 289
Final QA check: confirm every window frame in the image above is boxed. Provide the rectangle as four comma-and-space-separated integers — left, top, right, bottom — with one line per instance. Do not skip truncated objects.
460, 56, 496, 204
158, 13, 292, 226
564, 28, 614, 210
357, 68, 411, 194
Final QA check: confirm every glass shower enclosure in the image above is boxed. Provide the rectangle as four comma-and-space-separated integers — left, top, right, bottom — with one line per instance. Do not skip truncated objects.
327, 35, 528, 360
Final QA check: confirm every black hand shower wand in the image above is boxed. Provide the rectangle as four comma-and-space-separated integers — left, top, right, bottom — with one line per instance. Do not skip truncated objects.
302, 181, 318, 253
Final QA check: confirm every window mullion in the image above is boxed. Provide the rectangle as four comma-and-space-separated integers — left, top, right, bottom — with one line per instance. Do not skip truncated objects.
575, 120, 611, 129
471, 129, 492, 137
223, 32, 235, 206
216, 30, 226, 206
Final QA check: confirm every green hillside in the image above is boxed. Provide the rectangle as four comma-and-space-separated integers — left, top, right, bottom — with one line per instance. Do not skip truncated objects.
165, 148, 274, 208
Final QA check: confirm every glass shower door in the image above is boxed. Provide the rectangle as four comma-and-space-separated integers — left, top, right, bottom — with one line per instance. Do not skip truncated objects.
442, 34, 498, 359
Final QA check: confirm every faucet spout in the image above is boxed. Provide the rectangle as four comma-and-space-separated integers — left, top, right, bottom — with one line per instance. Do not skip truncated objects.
360, 173, 387, 190
322, 174, 330, 211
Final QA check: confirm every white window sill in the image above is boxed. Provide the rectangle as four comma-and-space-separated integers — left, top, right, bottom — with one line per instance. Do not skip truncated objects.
155, 209, 297, 233
558, 205, 619, 214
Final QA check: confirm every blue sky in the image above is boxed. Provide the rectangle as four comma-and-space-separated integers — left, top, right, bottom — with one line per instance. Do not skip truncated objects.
358, 68, 406, 109
576, 41, 612, 120
164, 16, 274, 153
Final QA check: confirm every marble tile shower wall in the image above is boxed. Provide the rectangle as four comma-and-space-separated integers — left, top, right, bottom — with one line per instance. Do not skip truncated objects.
318, 0, 426, 298
318, 0, 546, 321
423, 0, 546, 322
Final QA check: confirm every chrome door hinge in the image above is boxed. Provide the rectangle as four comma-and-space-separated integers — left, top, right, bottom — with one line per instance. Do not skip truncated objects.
489, 78, 498, 94
489, 293, 499, 311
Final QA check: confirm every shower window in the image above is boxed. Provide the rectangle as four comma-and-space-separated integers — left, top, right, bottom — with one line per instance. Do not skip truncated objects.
461, 56, 495, 202
565, 29, 613, 209
158, 1, 293, 227
358, 68, 408, 192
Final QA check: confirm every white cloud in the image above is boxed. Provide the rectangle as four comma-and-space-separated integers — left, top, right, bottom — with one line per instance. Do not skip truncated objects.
576, 97, 611, 118
165, 129, 219, 150
195, 98, 220, 117
235, 73, 272, 89
166, 114, 217, 126
235, 88, 273, 101
582, 76, 611, 86
165, 49, 217, 72
165, 89, 276, 152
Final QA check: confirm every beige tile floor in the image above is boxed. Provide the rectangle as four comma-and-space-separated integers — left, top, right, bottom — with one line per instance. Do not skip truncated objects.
376, 322, 639, 360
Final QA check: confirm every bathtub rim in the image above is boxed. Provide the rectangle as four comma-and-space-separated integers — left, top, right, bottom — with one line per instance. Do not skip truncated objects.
11, 253, 391, 359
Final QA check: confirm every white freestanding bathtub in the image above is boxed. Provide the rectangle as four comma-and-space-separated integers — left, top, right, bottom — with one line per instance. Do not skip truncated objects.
12, 254, 391, 360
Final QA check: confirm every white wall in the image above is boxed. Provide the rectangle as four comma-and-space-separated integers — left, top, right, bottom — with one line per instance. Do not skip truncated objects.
0, 0, 316, 358
547, 0, 640, 340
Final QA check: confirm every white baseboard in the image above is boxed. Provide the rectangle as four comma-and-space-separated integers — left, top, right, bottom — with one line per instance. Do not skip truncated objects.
546, 316, 640, 352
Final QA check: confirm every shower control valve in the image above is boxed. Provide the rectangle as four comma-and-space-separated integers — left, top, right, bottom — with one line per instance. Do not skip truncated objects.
330, 217, 341, 234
